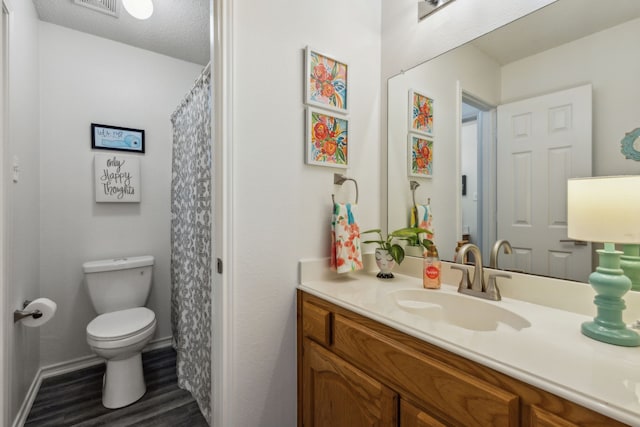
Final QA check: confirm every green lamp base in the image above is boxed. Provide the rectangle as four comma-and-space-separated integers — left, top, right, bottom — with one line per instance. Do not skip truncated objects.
582, 320, 640, 347
583, 244, 640, 347
620, 244, 640, 292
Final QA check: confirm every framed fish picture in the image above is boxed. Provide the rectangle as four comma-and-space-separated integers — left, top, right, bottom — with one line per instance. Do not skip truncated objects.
409, 89, 434, 137
91, 123, 145, 153
305, 46, 349, 114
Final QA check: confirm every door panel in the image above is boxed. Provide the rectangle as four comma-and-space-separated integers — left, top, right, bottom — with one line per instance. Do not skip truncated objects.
497, 84, 592, 282
400, 400, 448, 427
303, 338, 397, 427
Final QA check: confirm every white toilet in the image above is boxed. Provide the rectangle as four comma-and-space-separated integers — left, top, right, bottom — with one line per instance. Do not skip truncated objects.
83, 255, 157, 409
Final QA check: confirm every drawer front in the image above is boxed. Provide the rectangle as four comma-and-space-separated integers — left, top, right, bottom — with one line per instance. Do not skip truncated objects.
333, 314, 519, 427
302, 301, 332, 346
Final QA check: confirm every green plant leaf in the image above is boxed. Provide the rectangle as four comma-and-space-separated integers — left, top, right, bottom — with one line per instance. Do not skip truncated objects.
391, 227, 430, 237
389, 244, 405, 265
363, 240, 384, 245
422, 238, 434, 249
362, 228, 382, 234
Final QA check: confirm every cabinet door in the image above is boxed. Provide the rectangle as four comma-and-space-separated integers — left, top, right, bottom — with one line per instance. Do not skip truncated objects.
529, 406, 578, 427
400, 400, 447, 427
303, 338, 397, 427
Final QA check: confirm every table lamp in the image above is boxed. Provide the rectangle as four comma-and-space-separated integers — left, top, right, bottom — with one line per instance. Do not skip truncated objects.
567, 176, 640, 347
621, 245, 640, 292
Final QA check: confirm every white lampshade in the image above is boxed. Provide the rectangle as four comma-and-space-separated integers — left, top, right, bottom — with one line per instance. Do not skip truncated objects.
122, 0, 154, 20
567, 176, 640, 243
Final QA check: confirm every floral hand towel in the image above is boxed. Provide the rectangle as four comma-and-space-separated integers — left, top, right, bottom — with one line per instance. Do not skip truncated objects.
331, 203, 363, 273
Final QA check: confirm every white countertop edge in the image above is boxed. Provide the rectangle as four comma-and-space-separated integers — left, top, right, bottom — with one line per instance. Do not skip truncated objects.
298, 282, 640, 426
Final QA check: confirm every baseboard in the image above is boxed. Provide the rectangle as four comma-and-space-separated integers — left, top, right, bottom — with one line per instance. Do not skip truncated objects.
143, 336, 173, 353
11, 367, 43, 427
11, 336, 172, 427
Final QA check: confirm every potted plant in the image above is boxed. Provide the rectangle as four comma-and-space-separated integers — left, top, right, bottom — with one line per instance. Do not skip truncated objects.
362, 227, 430, 278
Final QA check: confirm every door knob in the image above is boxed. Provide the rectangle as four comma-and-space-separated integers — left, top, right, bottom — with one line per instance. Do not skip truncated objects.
559, 239, 588, 246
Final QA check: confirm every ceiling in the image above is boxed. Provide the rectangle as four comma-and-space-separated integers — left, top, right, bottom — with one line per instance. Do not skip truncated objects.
471, 0, 640, 65
33, 0, 209, 66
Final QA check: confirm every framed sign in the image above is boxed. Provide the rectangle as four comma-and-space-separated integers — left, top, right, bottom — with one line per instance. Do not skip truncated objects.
91, 123, 145, 153
94, 154, 141, 202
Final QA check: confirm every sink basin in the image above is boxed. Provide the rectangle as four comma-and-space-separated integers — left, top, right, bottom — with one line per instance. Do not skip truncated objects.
390, 289, 531, 332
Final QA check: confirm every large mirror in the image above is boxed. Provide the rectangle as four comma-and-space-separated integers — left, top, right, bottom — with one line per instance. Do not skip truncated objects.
387, 0, 640, 282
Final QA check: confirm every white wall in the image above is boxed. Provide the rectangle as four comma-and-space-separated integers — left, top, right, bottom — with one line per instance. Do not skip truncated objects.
6, 0, 41, 421
231, 0, 381, 425
387, 44, 501, 260
500, 16, 640, 176
381, 0, 556, 81
38, 22, 202, 366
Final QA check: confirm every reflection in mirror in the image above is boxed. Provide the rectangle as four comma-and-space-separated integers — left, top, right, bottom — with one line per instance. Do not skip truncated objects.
418, 0, 456, 20
387, 0, 640, 282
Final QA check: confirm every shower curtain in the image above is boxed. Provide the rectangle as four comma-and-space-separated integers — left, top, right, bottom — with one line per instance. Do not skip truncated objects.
170, 66, 212, 424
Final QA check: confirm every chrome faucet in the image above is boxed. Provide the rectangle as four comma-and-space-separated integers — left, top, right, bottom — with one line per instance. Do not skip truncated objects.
451, 243, 510, 301
490, 239, 513, 269
458, 243, 484, 292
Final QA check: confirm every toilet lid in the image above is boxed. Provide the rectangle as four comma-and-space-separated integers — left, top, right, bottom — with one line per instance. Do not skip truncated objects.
87, 307, 155, 341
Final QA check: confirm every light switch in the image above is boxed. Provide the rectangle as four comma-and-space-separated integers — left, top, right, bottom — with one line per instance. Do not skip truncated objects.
12, 156, 19, 183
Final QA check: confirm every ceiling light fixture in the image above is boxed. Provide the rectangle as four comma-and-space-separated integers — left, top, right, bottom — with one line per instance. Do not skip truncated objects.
122, 0, 154, 20
418, 0, 455, 21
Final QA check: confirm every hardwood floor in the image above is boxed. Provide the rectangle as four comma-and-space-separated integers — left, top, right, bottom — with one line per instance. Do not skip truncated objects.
25, 346, 209, 427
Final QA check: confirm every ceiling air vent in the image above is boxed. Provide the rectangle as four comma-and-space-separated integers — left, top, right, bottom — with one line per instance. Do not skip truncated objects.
73, 0, 119, 18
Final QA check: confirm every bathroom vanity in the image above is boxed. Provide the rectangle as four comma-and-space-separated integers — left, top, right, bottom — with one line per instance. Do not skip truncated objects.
297, 258, 640, 426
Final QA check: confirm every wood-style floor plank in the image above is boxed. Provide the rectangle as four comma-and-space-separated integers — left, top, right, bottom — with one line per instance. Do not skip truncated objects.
25, 347, 208, 427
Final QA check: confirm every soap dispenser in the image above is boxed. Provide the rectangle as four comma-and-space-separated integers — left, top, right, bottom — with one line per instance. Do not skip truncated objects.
423, 244, 441, 289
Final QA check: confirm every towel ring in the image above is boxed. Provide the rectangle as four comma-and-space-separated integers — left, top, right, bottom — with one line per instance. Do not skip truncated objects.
410, 181, 420, 208
332, 173, 359, 204
410, 181, 430, 209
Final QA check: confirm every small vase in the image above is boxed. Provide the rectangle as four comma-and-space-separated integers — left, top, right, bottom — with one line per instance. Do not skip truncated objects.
375, 248, 395, 279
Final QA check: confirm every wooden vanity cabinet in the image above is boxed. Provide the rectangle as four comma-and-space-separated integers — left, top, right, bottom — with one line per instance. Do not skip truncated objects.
297, 290, 629, 427
303, 338, 397, 426
400, 399, 448, 427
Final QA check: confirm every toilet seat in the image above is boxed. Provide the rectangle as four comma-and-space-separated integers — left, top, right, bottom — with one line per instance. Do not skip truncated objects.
87, 307, 156, 342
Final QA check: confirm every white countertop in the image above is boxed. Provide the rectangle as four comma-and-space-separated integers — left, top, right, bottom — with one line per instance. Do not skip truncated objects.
298, 258, 640, 426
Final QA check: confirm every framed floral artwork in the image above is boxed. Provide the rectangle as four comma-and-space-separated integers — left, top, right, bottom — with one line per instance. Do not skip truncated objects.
409, 89, 434, 136
305, 46, 348, 114
306, 107, 349, 168
408, 133, 433, 178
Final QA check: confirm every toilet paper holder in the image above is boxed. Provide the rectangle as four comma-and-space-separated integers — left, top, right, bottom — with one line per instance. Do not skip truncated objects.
13, 300, 43, 323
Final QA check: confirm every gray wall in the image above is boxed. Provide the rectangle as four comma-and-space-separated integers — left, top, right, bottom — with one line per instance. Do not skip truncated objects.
7, 0, 41, 421
38, 22, 202, 366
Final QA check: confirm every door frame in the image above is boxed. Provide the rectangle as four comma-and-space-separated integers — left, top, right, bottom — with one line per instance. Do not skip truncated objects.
459, 88, 497, 261
0, 0, 12, 425
212, 0, 234, 426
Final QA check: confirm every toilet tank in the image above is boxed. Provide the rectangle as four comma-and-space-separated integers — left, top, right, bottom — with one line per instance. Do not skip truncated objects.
83, 255, 154, 314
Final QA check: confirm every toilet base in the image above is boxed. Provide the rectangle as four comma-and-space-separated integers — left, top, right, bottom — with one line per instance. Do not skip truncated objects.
102, 352, 146, 409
